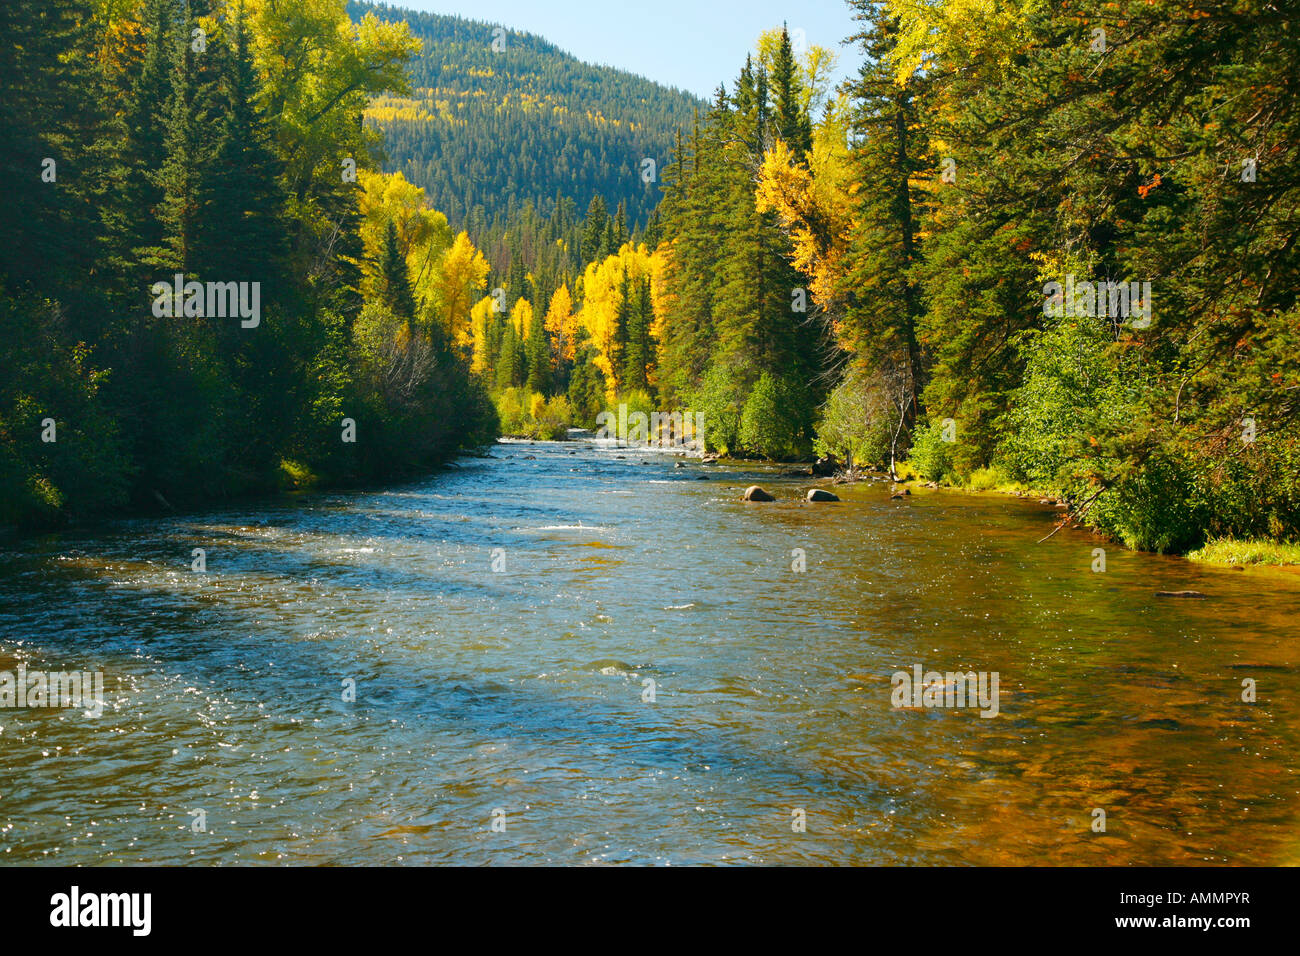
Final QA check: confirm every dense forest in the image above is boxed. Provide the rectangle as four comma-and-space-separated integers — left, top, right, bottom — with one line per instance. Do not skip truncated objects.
468, 1, 1299, 557
0, 0, 496, 526
349, 1, 702, 232
2, 0, 1296, 560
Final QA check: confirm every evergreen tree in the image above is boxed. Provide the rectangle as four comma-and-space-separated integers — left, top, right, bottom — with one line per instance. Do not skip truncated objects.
525, 310, 552, 393
380, 219, 417, 321
838, 1, 932, 420
581, 195, 609, 265
195, 3, 289, 290
770, 24, 812, 158
152, 0, 220, 273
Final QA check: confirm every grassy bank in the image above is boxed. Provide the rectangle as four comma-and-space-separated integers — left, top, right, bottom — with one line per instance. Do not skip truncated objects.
1186, 539, 1300, 568
890, 462, 1299, 567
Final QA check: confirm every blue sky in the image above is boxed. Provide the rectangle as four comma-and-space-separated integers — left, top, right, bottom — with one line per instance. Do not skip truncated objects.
396, 0, 865, 99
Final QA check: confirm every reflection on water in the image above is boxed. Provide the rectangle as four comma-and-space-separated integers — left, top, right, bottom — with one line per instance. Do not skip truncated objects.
0, 439, 1297, 865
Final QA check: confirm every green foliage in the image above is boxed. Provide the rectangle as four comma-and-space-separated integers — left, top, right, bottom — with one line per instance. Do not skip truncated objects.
814, 364, 900, 469
496, 388, 569, 440
908, 419, 957, 483
0, 291, 131, 525
566, 346, 608, 428
0, 0, 493, 527
693, 364, 743, 455
655, 50, 823, 459
739, 373, 806, 460
1187, 538, 1300, 568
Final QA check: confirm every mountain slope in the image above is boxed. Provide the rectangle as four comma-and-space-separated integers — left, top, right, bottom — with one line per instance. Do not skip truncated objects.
349, 2, 704, 231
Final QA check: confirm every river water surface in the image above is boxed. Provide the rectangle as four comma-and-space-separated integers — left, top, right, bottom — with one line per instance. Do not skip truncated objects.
1, 439, 1297, 865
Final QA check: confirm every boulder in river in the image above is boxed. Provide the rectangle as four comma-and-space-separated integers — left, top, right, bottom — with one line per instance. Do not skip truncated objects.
743, 485, 775, 502
806, 488, 839, 502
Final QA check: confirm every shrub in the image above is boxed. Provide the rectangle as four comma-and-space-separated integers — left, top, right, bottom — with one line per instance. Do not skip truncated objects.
814, 363, 901, 470
908, 418, 958, 482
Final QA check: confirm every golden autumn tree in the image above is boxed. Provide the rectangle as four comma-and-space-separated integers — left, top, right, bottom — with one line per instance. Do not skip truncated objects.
432, 231, 490, 348
578, 242, 661, 397
543, 284, 578, 363
755, 116, 854, 323
357, 169, 452, 309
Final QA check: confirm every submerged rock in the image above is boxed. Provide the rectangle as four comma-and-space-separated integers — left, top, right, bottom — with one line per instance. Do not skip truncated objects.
1155, 590, 1207, 599
743, 485, 775, 502
806, 488, 840, 502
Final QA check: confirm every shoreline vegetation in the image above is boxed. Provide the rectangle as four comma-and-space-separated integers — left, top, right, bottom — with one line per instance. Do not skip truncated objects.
2, 1, 1295, 571
467, 3, 1297, 568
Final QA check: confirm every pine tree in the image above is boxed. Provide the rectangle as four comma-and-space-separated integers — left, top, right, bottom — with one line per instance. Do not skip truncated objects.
152, 0, 220, 273
525, 309, 552, 394
195, 3, 288, 290
770, 24, 813, 158
622, 276, 654, 393
581, 195, 609, 265
614, 201, 629, 248
839, 0, 933, 418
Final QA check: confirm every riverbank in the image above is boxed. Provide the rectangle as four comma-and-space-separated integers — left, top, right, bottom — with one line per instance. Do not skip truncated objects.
731, 454, 1300, 570
1186, 538, 1300, 568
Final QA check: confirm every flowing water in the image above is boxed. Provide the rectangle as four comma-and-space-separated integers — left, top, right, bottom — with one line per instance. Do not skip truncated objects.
0, 439, 1297, 865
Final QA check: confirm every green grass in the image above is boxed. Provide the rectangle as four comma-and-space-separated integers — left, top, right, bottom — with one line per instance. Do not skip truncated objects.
894, 460, 1046, 498
1186, 538, 1300, 567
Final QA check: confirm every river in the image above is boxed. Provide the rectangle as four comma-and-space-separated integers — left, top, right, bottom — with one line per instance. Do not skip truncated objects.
1, 438, 1297, 865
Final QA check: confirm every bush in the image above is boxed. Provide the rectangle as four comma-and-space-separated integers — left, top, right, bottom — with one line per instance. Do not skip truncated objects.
0, 291, 130, 525
814, 364, 900, 470
908, 418, 958, 482
694, 363, 743, 454
738, 372, 810, 460
494, 387, 571, 440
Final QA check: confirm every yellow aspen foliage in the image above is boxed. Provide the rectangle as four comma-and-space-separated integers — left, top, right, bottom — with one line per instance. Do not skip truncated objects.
578, 242, 659, 389
755, 130, 853, 318
511, 298, 534, 338
543, 285, 578, 362
357, 169, 452, 303
884, 0, 1045, 84
434, 232, 490, 347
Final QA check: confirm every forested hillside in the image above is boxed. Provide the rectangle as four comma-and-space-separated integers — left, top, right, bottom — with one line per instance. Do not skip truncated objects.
348, 1, 703, 231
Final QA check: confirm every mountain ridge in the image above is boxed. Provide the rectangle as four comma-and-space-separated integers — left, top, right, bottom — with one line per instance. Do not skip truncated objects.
349, 1, 705, 233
